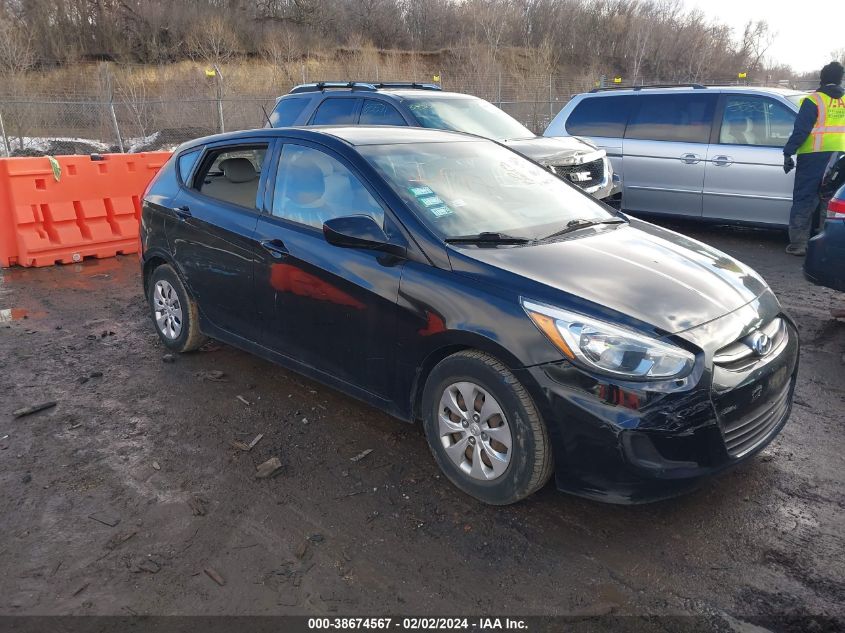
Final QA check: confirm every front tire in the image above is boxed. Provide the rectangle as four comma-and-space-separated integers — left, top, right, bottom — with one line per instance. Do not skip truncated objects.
147, 264, 206, 352
422, 350, 553, 505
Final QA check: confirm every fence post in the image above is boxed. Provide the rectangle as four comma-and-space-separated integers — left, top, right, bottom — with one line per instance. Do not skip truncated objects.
100, 63, 125, 152
108, 101, 124, 153
214, 64, 225, 133
0, 109, 9, 157
497, 72, 502, 107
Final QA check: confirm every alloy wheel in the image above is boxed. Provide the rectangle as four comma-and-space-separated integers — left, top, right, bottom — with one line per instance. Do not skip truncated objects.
153, 280, 183, 340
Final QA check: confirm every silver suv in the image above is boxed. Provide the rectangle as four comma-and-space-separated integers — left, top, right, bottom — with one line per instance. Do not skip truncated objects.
545, 85, 807, 226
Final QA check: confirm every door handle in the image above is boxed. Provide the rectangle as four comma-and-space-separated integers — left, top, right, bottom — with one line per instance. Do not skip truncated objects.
260, 239, 289, 260
712, 155, 733, 166
173, 205, 191, 219
680, 153, 701, 164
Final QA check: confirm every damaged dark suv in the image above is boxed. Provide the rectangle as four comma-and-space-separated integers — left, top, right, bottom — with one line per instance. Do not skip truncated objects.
268, 82, 618, 200
141, 125, 798, 505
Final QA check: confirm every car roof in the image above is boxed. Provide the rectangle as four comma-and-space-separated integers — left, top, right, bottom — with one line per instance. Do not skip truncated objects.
581, 85, 807, 98
375, 90, 476, 99
175, 125, 481, 153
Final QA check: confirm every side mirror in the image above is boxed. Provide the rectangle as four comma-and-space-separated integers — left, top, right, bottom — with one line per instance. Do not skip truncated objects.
323, 215, 405, 257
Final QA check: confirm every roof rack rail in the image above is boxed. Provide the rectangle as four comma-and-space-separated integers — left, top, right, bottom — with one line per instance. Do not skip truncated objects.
289, 82, 378, 94
589, 83, 707, 93
289, 81, 442, 94
372, 82, 442, 91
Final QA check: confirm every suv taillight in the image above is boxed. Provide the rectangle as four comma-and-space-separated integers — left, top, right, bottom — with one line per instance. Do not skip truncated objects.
828, 198, 845, 219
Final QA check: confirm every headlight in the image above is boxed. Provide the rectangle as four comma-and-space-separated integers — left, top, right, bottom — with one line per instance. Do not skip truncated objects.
521, 299, 695, 380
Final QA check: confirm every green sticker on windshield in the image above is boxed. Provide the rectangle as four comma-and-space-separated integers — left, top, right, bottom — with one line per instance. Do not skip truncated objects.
428, 204, 453, 218
419, 195, 444, 207
408, 185, 454, 218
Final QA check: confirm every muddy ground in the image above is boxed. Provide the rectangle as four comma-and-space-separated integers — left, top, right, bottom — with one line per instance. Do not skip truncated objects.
0, 221, 843, 631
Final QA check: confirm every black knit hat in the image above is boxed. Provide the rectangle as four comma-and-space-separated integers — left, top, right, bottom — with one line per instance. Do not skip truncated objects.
820, 61, 844, 85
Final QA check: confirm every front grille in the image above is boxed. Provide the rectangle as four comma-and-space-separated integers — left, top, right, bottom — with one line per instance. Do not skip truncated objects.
722, 380, 791, 458
551, 158, 604, 189
714, 317, 786, 368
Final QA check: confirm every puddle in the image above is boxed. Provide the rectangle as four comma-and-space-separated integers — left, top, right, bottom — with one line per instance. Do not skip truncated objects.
0, 255, 137, 293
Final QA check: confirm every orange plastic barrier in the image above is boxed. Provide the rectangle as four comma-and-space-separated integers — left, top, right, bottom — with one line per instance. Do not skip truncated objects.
0, 152, 171, 268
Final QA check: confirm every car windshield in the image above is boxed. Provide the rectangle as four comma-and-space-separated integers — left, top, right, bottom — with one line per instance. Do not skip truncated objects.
403, 96, 535, 141
360, 140, 613, 241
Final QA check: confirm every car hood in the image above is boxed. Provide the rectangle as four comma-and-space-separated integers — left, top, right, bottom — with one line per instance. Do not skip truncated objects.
502, 136, 600, 164
449, 220, 770, 335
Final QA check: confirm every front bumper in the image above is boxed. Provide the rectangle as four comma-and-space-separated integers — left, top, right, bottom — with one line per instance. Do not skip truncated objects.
546, 149, 616, 200
515, 318, 799, 504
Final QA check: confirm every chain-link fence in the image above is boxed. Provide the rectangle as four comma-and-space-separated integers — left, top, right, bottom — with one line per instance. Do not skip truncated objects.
0, 69, 818, 157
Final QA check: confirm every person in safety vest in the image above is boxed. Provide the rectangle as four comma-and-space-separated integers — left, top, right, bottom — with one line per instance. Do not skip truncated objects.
783, 61, 845, 256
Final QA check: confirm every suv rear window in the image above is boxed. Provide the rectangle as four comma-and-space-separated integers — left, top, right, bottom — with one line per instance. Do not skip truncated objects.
312, 99, 358, 125
271, 97, 310, 127
625, 93, 717, 143
565, 96, 632, 137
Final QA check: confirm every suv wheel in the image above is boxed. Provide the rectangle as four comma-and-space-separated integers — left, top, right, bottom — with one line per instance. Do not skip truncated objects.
147, 264, 206, 352
422, 350, 553, 505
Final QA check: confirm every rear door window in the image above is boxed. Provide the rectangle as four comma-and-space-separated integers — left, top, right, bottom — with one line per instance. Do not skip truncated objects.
311, 98, 360, 125
718, 95, 796, 147
360, 99, 406, 125
565, 96, 632, 137
625, 93, 718, 143
271, 97, 310, 127
194, 145, 268, 210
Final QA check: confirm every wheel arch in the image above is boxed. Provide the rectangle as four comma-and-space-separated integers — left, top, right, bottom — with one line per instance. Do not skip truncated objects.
141, 252, 173, 296
409, 331, 527, 423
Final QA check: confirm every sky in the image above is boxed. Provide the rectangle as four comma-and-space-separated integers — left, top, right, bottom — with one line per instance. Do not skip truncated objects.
685, 0, 841, 75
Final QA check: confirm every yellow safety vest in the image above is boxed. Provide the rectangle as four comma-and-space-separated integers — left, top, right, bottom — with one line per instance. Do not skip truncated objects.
796, 91, 845, 154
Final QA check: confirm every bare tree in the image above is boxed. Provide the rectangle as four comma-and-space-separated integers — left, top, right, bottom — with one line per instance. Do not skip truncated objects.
739, 20, 775, 74
0, 15, 34, 80
188, 15, 240, 66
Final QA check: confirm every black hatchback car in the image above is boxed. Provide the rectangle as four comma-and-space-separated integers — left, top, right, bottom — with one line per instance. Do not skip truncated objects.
140, 126, 798, 505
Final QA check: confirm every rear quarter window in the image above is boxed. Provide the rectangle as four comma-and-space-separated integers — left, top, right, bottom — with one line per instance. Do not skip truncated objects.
565, 96, 632, 137
625, 93, 717, 143
177, 149, 201, 184
270, 97, 310, 127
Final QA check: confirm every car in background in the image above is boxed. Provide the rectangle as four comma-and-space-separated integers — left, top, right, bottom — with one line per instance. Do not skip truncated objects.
806, 153, 845, 292
545, 84, 807, 226
268, 81, 617, 200
140, 125, 797, 505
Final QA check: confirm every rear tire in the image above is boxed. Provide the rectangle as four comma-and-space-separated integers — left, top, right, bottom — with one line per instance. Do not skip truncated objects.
147, 264, 206, 353
421, 350, 553, 505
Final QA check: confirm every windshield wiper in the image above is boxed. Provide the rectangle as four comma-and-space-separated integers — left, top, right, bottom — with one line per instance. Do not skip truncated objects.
444, 232, 531, 246
539, 217, 626, 241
